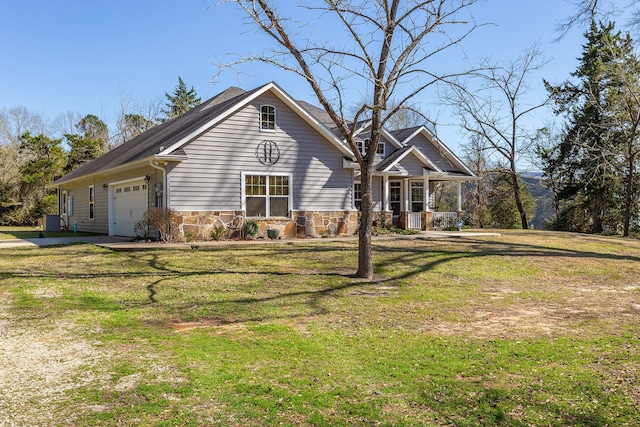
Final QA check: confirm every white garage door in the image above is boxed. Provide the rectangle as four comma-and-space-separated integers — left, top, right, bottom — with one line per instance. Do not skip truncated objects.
113, 181, 148, 237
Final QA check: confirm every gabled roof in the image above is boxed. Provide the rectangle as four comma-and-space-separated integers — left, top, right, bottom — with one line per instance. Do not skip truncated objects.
53, 86, 253, 184
54, 82, 352, 185
390, 126, 476, 177
375, 145, 439, 173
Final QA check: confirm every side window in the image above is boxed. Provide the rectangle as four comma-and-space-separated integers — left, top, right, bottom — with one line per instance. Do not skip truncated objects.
357, 138, 384, 156
89, 185, 94, 219
354, 182, 362, 210
244, 174, 290, 217
260, 105, 276, 131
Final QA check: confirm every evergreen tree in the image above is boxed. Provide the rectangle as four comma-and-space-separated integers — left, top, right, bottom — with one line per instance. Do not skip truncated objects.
606, 30, 640, 236
64, 114, 109, 172
122, 114, 155, 141
18, 133, 65, 224
545, 21, 630, 233
162, 77, 201, 120
76, 114, 109, 150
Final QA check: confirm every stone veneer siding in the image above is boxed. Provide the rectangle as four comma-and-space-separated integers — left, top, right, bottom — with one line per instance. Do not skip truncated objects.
175, 210, 359, 240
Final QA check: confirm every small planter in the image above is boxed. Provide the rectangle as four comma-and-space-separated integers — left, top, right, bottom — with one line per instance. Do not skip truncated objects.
267, 229, 280, 240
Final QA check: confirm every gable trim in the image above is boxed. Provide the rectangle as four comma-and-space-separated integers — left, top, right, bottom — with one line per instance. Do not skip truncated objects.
378, 145, 442, 173
403, 127, 476, 177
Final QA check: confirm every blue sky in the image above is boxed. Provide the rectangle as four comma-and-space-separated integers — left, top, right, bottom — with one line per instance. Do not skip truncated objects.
0, 0, 606, 151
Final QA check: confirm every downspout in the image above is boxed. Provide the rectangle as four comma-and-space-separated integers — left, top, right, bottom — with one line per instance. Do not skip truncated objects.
149, 160, 167, 208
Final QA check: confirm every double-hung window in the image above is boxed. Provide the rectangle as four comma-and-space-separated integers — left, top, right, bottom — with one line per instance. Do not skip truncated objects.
244, 174, 290, 217
260, 105, 276, 131
88, 185, 95, 219
410, 181, 424, 212
354, 182, 362, 210
356, 138, 384, 155
62, 191, 68, 216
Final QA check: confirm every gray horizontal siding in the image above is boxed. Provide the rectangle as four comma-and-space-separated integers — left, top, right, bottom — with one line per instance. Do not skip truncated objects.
394, 153, 426, 176
407, 133, 459, 173
58, 165, 157, 235
169, 93, 353, 212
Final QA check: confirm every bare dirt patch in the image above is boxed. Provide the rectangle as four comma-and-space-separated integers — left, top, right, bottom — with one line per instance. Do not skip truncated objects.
0, 297, 110, 427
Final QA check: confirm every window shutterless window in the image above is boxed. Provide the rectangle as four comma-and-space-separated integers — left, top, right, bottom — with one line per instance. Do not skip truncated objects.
354, 182, 362, 210
62, 191, 67, 216
244, 174, 290, 217
89, 185, 95, 219
357, 138, 384, 155
260, 105, 276, 130
410, 181, 424, 212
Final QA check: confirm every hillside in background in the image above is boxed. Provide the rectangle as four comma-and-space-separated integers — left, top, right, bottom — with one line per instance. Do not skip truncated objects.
523, 173, 555, 230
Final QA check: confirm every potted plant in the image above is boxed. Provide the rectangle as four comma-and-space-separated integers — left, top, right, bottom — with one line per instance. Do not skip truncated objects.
267, 228, 280, 239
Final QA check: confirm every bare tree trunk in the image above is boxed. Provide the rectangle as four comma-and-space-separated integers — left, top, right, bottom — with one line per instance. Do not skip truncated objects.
591, 194, 604, 234
509, 168, 528, 229
623, 152, 636, 237
356, 164, 374, 279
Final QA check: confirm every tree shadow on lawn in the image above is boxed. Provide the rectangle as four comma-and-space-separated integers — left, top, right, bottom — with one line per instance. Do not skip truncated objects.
2, 236, 639, 326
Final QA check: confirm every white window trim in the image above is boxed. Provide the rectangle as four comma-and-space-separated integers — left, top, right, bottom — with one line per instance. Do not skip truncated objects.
241, 172, 293, 218
259, 104, 276, 132
62, 191, 68, 216
353, 181, 362, 210
68, 195, 74, 217
410, 180, 425, 212
358, 138, 385, 156
88, 185, 95, 220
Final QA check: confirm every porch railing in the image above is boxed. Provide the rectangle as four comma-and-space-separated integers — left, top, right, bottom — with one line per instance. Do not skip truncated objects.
407, 212, 422, 230
432, 212, 458, 230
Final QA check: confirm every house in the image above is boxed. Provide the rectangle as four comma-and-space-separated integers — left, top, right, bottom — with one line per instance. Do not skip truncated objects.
51, 82, 476, 239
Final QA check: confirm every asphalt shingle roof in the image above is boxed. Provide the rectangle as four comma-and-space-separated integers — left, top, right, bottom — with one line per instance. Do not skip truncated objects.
53, 86, 256, 185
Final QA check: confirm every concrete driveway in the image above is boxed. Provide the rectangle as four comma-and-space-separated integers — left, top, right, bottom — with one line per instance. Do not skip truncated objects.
0, 235, 132, 249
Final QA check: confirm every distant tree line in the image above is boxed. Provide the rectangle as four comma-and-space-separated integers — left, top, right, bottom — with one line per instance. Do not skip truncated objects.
0, 77, 201, 225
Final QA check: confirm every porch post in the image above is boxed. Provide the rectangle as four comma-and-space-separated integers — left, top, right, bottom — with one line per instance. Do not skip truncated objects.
403, 178, 409, 212
457, 181, 463, 212
383, 175, 389, 211
424, 177, 430, 211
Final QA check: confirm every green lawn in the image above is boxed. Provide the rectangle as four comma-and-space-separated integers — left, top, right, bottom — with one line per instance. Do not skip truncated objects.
1, 231, 638, 426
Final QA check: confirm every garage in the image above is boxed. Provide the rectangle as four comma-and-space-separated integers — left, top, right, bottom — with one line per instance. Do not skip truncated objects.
112, 180, 148, 237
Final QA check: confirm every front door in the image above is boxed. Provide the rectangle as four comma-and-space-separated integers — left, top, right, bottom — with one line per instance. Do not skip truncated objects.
390, 181, 402, 226
408, 181, 424, 230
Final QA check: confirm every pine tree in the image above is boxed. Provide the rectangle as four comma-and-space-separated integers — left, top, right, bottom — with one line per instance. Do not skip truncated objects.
545, 21, 630, 233
64, 114, 109, 173
162, 77, 201, 120
18, 133, 65, 223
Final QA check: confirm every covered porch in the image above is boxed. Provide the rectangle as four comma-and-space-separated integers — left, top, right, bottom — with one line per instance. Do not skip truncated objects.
378, 173, 471, 231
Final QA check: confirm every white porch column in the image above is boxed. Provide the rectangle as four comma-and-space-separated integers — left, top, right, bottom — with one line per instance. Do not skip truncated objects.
424, 177, 430, 211
457, 181, 463, 212
383, 175, 390, 211
403, 178, 410, 212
